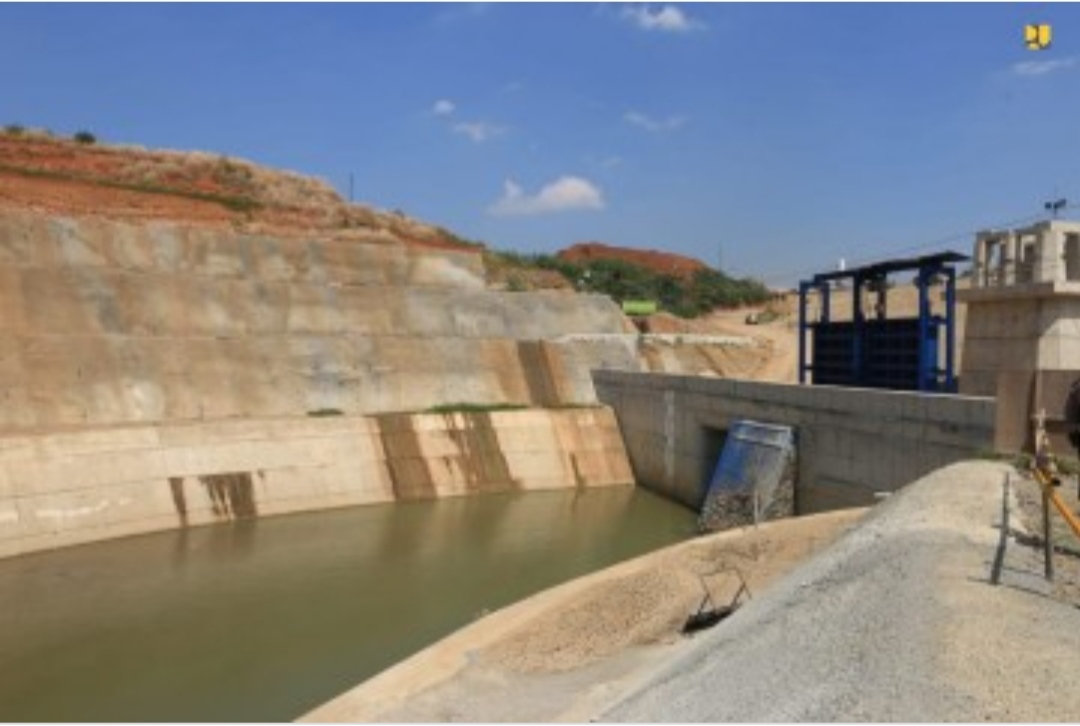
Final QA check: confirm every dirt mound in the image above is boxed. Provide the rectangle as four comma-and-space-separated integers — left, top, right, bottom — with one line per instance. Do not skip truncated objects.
558, 241, 708, 279
0, 131, 470, 250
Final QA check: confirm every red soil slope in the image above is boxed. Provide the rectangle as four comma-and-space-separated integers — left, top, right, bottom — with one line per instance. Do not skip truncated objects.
0, 132, 470, 250
558, 241, 709, 279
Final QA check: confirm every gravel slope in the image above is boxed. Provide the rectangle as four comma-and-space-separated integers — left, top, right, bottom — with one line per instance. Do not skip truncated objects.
605, 460, 1080, 722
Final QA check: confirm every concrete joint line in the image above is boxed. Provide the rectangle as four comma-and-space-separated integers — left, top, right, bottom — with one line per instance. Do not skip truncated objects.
663, 390, 675, 486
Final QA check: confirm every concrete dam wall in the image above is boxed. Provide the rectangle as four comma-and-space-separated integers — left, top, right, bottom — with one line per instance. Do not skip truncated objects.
0, 208, 646, 557
0, 210, 640, 431
0, 407, 633, 559
594, 371, 996, 513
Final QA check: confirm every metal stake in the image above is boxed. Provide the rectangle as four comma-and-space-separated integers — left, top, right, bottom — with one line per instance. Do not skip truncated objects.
1043, 485, 1055, 581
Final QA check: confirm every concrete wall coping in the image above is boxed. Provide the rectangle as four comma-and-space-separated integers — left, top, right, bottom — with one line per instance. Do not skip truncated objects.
595, 371, 994, 408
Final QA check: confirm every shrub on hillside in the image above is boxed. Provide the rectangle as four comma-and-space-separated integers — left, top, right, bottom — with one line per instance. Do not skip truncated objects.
73, 130, 97, 145
486, 249, 771, 318
3, 124, 24, 136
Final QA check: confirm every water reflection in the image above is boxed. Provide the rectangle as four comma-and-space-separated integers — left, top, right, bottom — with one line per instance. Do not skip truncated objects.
0, 485, 693, 722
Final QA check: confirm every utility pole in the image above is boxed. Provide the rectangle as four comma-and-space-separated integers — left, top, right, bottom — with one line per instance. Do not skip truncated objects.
349, 173, 355, 204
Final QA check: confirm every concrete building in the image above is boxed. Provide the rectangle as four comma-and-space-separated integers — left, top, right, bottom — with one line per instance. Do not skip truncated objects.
959, 219, 1080, 452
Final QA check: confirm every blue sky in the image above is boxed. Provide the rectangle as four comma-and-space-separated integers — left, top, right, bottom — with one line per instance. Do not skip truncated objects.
3, 3, 1080, 286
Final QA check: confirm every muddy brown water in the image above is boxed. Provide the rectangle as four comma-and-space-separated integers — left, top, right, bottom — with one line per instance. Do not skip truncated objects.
0, 485, 695, 722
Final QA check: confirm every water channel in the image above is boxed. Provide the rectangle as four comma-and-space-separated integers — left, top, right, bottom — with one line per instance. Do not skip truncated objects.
0, 485, 695, 722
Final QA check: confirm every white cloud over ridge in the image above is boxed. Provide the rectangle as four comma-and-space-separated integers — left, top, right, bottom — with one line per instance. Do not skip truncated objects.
432, 99, 456, 115
624, 111, 686, 132
1012, 56, 1078, 77
622, 4, 704, 33
454, 121, 504, 143
488, 176, 605, 217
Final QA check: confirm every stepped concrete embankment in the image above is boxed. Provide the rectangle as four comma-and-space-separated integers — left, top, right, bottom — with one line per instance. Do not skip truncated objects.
0, 210, 641, 430
0, 207, 644, 556
0, 406, 632, 559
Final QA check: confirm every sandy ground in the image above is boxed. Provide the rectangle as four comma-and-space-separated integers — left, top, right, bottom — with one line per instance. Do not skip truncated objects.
640, 309, 799, 382
301, 508, 866, 723
1009, 468, 1080, 604
698, 310, 799, 384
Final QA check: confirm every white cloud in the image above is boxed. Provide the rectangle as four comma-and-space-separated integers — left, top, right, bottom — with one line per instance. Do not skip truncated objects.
1012, 56, 1078, 77
624, 111, 686, 132
622, 4, 704, 32
432, 99, 456, 116
454, 121, 505, 143
433, 3, 493, 24
488, 176, 605, 217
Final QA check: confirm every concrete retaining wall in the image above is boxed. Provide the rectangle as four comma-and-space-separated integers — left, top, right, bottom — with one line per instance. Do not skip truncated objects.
0, 211, 639, 431
0, 407, 633, 559
594, 371, 995, 513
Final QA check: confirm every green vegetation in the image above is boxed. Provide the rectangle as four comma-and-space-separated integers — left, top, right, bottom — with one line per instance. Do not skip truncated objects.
73, 130, 97, 145
2, 124, 24, 136
425, 402, 529, 414
307, 408, 344, 417
486, 250, 771, 318
436, 226, 486, 249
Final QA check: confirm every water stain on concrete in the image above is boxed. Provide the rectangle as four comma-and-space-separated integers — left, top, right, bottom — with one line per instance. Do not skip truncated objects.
198, 472, 258, 519
168, 476, 188, 525
443, 412, 517, 494
517, 341, 561, 407
377, 414, 437, 501
376, 412, 520, 500
569, 454, 585, 488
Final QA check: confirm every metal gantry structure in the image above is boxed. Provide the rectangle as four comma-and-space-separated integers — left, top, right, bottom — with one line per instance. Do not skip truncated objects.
797, 251, 967, 393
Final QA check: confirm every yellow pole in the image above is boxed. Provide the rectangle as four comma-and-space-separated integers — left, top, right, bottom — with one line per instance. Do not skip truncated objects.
1033, 468, 1080, 541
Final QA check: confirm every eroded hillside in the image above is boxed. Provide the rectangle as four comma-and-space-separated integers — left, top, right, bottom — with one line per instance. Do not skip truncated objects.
0, 131, 468, 249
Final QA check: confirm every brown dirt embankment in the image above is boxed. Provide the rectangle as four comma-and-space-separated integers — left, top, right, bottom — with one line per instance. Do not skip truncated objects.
0, 132, 472, 251
558, 241, 708, 279
301, 507, 866, 723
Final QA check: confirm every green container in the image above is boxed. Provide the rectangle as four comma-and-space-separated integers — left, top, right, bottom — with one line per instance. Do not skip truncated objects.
621, 300, 658, 316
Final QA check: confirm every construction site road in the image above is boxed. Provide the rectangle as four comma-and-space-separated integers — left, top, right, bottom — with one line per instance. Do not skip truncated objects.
605, 460, 1080, 722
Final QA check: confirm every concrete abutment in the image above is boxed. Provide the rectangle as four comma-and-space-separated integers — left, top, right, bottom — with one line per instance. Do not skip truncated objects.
594, 370, 996, 512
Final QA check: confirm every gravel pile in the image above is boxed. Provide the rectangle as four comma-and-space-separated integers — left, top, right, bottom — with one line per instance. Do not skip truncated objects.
604, 460, 1080, 722
697, 476, 794, 534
